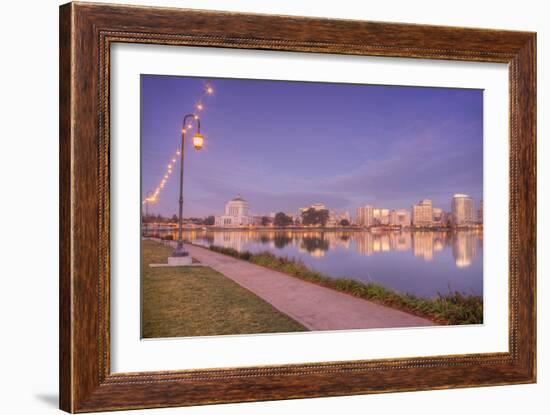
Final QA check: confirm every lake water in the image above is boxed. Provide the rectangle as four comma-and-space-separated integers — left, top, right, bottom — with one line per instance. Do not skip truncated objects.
148, 228, 483, 298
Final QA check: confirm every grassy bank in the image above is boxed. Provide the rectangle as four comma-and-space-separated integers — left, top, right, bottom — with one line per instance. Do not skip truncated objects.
142, 240, 307, 338
209, 245, 483, 325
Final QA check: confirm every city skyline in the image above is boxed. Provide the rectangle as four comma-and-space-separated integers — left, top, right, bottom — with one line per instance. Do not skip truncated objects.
144, 192, 482, 230
141, 75, 483, 217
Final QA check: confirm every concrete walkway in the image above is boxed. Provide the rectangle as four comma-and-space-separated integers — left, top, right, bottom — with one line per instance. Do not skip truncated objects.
181, 243, 435, 331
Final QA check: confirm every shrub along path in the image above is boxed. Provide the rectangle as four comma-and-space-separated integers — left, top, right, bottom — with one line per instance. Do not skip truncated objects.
185, 244, 435, 331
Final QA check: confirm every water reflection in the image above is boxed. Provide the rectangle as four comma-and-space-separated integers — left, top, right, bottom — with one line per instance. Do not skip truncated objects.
300, 236, 330, 257
452, 231, 479, 268
144, 228, 483, 296
147, 228, 482, 269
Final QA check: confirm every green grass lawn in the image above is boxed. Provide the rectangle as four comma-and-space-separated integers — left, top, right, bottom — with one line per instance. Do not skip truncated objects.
141, 240, 307, 338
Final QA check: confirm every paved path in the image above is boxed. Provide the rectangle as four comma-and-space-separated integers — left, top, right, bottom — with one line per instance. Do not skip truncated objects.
182, 244, 435, 331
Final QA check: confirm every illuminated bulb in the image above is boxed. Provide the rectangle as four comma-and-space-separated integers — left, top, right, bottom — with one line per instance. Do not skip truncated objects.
205, 85, 214, 95
196, 103, 204, 111
176, 151, 180, 155
172, 158, 176, 163
192, 133, 204, 150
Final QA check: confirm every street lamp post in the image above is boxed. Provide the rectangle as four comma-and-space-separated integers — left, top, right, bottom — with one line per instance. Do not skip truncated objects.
144, 190, 152, 236
168, 113, 205, 265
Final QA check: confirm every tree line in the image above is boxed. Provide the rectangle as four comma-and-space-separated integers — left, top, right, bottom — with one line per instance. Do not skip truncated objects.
271, 208, 350, 227
142, 214, 215, 225
143, 209, 352, 228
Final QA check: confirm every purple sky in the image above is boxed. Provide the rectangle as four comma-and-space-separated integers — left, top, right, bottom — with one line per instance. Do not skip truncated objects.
141, 75, 483, 218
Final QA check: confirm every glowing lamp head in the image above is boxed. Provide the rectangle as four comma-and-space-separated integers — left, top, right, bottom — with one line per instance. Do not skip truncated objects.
192, 133, 204, 150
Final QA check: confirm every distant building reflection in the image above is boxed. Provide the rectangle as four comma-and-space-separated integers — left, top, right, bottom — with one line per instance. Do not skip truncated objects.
412, 232, 435, 261
452, 231, 479, 268
154, 229, 482, 269
390, 233, 411, 252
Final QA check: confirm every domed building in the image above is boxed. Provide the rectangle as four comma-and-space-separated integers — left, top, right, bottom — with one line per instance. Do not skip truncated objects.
215, 195, 253, 227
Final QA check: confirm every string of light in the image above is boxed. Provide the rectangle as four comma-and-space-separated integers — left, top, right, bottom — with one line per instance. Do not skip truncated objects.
143, 82, 214, 207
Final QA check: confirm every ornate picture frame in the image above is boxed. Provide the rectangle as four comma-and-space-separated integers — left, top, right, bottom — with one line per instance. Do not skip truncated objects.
59, 2, 536, 412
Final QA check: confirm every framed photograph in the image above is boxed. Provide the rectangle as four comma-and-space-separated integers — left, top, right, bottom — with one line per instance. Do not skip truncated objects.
59, 2, 536, 412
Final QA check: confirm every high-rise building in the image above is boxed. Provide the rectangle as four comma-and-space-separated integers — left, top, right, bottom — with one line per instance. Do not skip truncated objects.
390, 209, 411, 227
432, 207, 444, 225
328, 210, 350, 227
356, 205, 374, 227
373, 208, 390, 225
451, 194, 474, 226
412, 199, 433, 226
